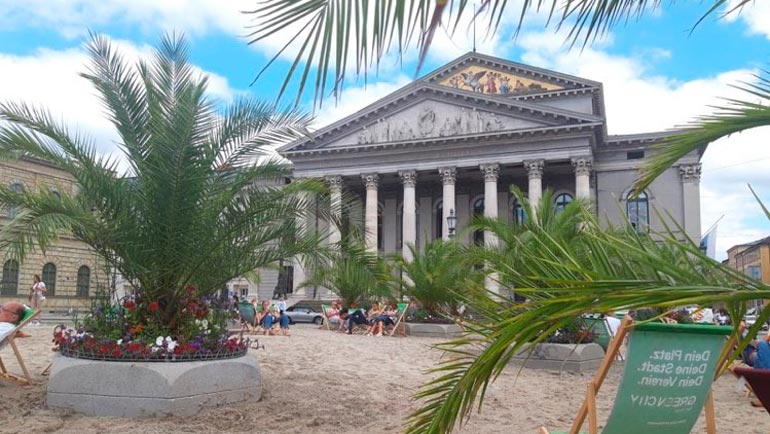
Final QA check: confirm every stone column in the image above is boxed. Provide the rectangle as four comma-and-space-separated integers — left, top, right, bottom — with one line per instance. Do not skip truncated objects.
399, 170, 417, 262
524, 159, 544, 217
680, 163, 702, 244
480, 164, 500, 294
572, 157, 592, 200
362, 173, 379, 253
325, 175, 343, 246
292, 187, 309, 295
438, 167, 456, 240
480, 163, 499, 245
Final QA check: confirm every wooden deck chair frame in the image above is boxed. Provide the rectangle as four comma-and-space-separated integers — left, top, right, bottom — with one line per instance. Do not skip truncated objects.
388, 302, 410, 337
0, 308, 40, 385
540, 316, 726, 434
322, 304, 342, 331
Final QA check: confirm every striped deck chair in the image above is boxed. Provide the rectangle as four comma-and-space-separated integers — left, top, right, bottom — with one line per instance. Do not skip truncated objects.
0, 307, 39, 385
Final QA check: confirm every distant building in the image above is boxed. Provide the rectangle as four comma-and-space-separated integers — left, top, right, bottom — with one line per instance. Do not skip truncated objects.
727, 236, 770, 284
280, 52, 703, 297
0, 157, 106, 309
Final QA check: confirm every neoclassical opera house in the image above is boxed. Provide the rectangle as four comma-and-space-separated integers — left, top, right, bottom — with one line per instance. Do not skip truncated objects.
278, 52, 702, 296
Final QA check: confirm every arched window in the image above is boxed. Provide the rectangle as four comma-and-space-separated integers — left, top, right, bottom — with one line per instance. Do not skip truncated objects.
434, 200, 443, 240
42, 262, 56, 297
626, 191, 650, 233
472, 197, 484, 245
554, 193, 573, 214
512, 200, 526, 225
76, 265, 91, 297
7, 183, 24, 219
1, 259, 19, 295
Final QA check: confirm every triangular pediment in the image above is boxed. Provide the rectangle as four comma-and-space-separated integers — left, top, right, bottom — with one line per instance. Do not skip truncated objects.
281, 83, 602, 153
423, 52, 601, 95
325, 98, 551, 148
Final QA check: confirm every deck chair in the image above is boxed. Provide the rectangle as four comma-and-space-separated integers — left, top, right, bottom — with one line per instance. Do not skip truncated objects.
236, 301, 260, 333
540, 316, 732, 434
388, 302, 410, 337
733, 366, 770, 414
322, 304, 342, 331
0, 307, 39, 385
583, 317, 623, 361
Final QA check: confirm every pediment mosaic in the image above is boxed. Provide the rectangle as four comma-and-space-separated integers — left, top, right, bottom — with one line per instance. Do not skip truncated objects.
438, 65, 563, 96
325, 100, 547, 148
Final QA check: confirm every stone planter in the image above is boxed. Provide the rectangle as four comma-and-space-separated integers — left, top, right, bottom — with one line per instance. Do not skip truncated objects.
405, 322, 463, 338
47, 353, 262, 417
510, 342, 605, 372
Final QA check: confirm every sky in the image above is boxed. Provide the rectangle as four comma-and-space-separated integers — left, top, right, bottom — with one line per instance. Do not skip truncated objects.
0, 0, 769, 260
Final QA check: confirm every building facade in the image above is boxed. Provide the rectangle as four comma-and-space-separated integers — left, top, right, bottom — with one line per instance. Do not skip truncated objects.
727, 236, 770, 284
0, 158, 106, 309
280, 53, 703, 296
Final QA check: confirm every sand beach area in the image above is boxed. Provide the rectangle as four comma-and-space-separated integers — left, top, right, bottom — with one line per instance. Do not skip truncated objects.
1, 325, 768, 434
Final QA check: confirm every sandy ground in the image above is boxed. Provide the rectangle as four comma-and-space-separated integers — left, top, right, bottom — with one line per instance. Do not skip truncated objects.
1, 324, 769, 434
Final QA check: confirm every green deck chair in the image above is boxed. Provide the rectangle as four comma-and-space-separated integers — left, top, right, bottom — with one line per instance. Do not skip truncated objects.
388, 302, 410, 337
0, 307, 39, 385
541, 317, 731, 434
237, 301, 259, 332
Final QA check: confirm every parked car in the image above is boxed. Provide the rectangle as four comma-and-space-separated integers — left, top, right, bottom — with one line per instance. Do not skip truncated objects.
744, 306, 769, 330
284, 306, 324, 325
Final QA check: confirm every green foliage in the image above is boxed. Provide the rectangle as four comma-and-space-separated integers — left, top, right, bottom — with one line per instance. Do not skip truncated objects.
305, 237, 395, 307
0, 33, 324, 337
247, 0, 751, 105
396, 239, 483, 316
404, 203, 770, 434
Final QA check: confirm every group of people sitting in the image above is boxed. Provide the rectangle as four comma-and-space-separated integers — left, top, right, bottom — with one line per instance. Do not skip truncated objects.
234, 297, 290, 336
323, 300, 401, 336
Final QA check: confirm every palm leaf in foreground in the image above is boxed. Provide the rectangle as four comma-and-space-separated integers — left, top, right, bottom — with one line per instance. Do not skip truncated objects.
404, 209, 770, 434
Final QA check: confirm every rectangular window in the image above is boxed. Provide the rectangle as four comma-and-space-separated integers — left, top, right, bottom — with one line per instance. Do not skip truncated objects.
627, 151, 645, 160
747, 265, 762, 280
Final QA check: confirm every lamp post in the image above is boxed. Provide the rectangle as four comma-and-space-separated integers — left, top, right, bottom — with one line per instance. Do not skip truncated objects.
447, 208, 457, 239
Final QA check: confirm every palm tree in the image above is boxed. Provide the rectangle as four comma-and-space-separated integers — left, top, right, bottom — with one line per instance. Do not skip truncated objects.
0, 33, 324, 335
304, 237, 395, 306
396, 239, 483, 316
246, 0, 752, 105
405, 206, 770, 434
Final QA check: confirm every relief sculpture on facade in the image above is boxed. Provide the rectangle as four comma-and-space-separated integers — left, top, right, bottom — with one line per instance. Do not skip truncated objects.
357, 106, 505, 144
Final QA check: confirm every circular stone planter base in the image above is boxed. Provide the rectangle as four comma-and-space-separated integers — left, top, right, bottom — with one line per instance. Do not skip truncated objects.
47, 353, 262, 417
405, 323, 463, 338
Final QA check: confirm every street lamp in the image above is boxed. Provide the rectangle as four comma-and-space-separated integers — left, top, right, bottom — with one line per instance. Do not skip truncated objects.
447, 208, 457, 239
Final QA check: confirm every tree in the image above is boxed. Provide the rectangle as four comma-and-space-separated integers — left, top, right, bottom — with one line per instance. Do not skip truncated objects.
396, 239, 483, 316
0, 33, 323, 337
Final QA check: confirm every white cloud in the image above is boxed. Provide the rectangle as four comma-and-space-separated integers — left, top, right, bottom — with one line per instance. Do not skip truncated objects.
0, 39, 241, 172
516, 30, 770, 260
725, 0, 770, 39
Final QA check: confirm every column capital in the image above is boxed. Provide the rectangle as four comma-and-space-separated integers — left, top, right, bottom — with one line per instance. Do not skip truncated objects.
524, 159, 545, 180
361, 173, 379, 190
438, 167, 457, 185
325, 175, 343, 191
399, 169, 417, 188
479, 163, 499, 182
679, 163, 702, 183
571, 157, 593, 176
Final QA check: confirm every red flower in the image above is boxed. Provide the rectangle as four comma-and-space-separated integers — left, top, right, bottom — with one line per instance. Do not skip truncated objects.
111, 348, 122, 358
124, 300, 136, 310
174, 346, 183, 356
148, 301, 160, 312
186, 285, 196, 296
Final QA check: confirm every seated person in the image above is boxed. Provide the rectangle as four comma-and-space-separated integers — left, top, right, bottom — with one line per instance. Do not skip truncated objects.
754, 335, 770, 370
0, 302, 31, 341
324, 301, 342, 328
364, 302, 383, 336
344, 306, 370, 335
370, 302, 399, 337
259, 300, 290, 336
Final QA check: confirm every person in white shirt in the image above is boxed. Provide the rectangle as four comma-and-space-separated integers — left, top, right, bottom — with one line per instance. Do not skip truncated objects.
29, 274, 46, 325
276, 295, 287, 313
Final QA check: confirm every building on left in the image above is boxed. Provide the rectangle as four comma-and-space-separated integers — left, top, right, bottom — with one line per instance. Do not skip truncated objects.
0, 157, 106, 310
